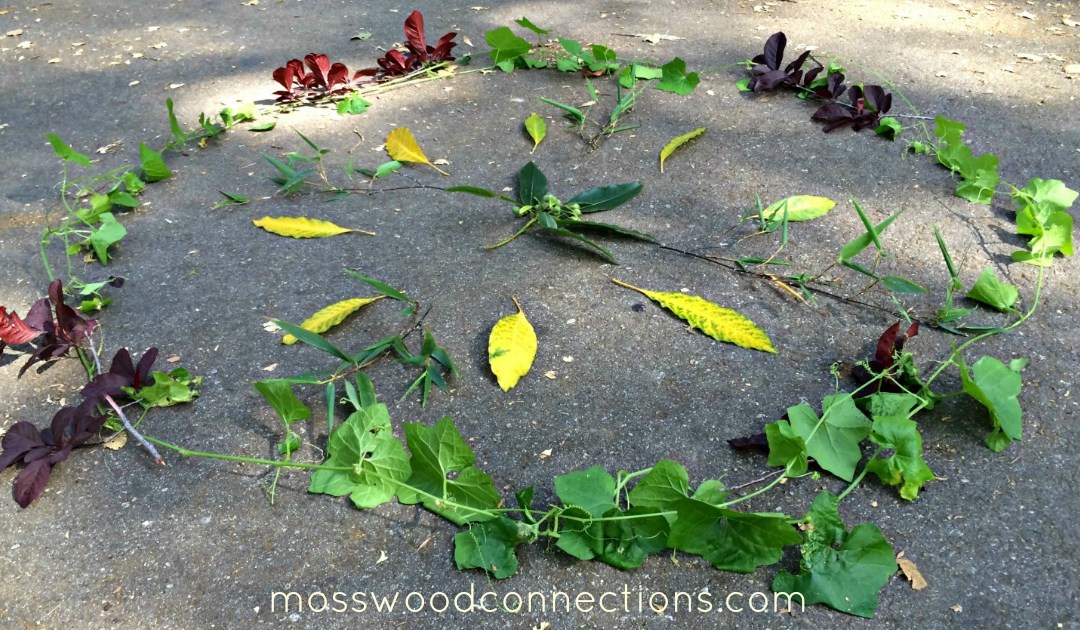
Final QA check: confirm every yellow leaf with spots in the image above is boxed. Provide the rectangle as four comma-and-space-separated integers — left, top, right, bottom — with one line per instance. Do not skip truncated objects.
488, 297, 538, 391
659, 127, 705, 173
282, 296, 385, 345
611, 279, 777, 353
385, 127, 448, 176
253, 216, 375, 238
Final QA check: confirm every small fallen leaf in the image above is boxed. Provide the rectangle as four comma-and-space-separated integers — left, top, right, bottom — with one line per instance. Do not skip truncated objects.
524, 112, 546, 153
462, 35, 474, 47
488, 297, 538, 391
17, 40, 31, 49
47, 57, 60, 64
282, 296, 385, 345
539, 449, 552, 459
897, 556, 928, 590
637, 33, 685, 44
103, 432, 128, 450
761, 195, 837, 222
166, 354, 182, 363
951, 604, 963, 613
253, 216, 375, 238
659, 127, 706, 173
432, 158, 450, 165
375, 550, 388, 564
544, 370, 557, 379
168, 82, 185, 89
262, 363, 278, 372
128, 80, 140, 86
1017, 11, 1036, 20
5, 29, 23, 37
612, 279, 777, 353
385, 127, 448, 175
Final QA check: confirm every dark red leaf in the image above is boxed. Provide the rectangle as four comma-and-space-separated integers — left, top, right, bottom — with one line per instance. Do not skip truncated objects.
750, 69, 791, 91
22, 298, 51, 333
727, 433, 769, 451
431, 32, 457, 61
304, 53, 332, 88
14, 457, 54, 508
783, 50, 811, 75
272, 65, 295, 92
0, 307, 41, 345
762, 32, 786, 70
403, 10, 428, 63
326, 62, 349, 88
875, 322, 902, 369
0, 422, 44, 471
801, 66, 823, 87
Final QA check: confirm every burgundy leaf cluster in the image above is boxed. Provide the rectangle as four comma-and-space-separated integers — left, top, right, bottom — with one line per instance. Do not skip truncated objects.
747, 32, 893, 133
1, 279, 97, 377
852, 321, 920, 392
272, 10, 457, 103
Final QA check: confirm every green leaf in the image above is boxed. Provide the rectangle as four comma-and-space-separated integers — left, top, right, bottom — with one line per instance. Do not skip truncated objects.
668, 499, 800, 573
786, 395, 871, 482
396, 417, 501, 525
1012, 178, 1078, 220
485, 26, 531, 65
46, 133, 92, 166
873, 116, 901, 140
445, 185, 517, 204
514, 17, 549, 36
337, 94, 371, 116
369, 161, 402, 179
539, 225, 615, 261
86, 212, 126, 264
121, 171, 146, 195
308, 405, 411, 509
880, 275, 928, 294
861, 392, 920, 418
556, 218, 658, 244
253, 379, 312, 426
249, 121, 276, 132
553, 466, 616, 517
626, 460, 690, 513
278, 433, 301, 455
655, 57, 699, 95
838, 206, 904, 261
659, 127, 706, 173
138, 143, 173, 182
932, 116, 999, 204
554, 505, 599, 560
454, 516, 530, 578
765, 420, 808, 475
524, 112, 546, 153
538, 96, 585, 124
691, 479, 728, 506
960, 355, 1024, 451
517, 161, 548, 206
165, 98, 187, 144
761, 195, 836, 222
212, 190, 249, 209
965, 266, 1018, 311
565, 181, 643, 212
773, 492, 897, 618
272, 319, 353, 363
342, 269, 412, 302
619, 64, 663, 88
866, 416, 935, 500
133, 368, 201, 407
734, 78, 752, 92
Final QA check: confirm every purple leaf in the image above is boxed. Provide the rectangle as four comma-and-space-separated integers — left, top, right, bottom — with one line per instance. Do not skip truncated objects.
14, 457, 54, 508
762, 32, 786, 70
0, 422, 44, 471
404, 10, 428, 63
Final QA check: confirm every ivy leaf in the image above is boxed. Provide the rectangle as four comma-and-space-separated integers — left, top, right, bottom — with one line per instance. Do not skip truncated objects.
565, 181, 643, 213
281, 296, 385, 345
965, 267, 1018, 312
761, 195, 836, 222
659, 127, 706, 173
253, 379, 312, 425
866, 415, 935, 500
960, 355, 1024, 451
874, 116, 901, 140
385, 127, 448, 176
626, 459, 690, 514
397, 417, 500, 525
488, 296, 537, 391
655, 57, 699, 95
86, 212, 127, 264
46, 133, 92, 167
611, 279, 776, 353
308, 405, 411, 508
454, 516, 531, 578
138, 143, 172, 182
485, 26, 531, 66
523, 112, 546, 153
932, 116, 999, 204
554, 465, 616, 517
253, 216, 374, 238
517, 161, 548, 206
785, 395, 871, 482
514, 17, 549, 36
668, 498, 800, 573
133, 368, 200, 407
764, 420, 808, 475
773, 491, 897, 618
336, 94, 371, 116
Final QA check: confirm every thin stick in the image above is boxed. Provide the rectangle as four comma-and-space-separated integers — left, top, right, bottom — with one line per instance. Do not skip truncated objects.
103, 393, 165, 465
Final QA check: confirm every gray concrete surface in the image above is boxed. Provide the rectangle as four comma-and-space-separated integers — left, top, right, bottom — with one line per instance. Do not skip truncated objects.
1, 0, 1078, 627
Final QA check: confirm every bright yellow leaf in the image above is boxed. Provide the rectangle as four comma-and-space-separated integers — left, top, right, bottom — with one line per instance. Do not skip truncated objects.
659, 127, 706, 173
760, 195, 836, 222
524, 112, 546, 153
611, 279, 777, 353
282, 296, 385, 345
488, 296, 538, 391
385, 127, 448, 176
253, 216, 375, 238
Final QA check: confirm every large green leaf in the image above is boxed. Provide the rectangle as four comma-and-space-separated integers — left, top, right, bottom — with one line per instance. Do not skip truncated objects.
253, 379, 311, 425
866, 415, 935, 500
553, 465, 616, 517
785, 395, 871, 482
565, 181, 643, 212
965, 267, 1018, 312
626, 459, 690, 512
307, 405, 411, 508
517, 161, 548, 206
655, 57, 699, 95
668, 498, 800, 573
454, 516, 531, 578
86, 212, 126, 264
960, 355, 1024, 451
138, 143, 173, 182
485, 27, 531, 66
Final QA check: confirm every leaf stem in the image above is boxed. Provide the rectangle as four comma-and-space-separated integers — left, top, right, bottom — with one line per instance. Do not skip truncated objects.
485, 217, 537, 249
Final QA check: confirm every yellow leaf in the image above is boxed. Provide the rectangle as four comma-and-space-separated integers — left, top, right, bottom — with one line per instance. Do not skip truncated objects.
897, 556, 928, 590
103, 432, 128, 450
659, 127, 706, 173
253, 216, 375, 238
524, 112, 546, 154
282, 296, 385, 345
488, 296, 538, 391
611, 279, 776, 353
760, 195, 836, 222
385, 127, 448, 176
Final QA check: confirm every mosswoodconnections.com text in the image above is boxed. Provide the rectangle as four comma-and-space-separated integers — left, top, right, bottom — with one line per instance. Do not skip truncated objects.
270, 584, 805, 616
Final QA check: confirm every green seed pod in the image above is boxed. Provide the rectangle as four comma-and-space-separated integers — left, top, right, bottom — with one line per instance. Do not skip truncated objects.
514, 205, 532, 217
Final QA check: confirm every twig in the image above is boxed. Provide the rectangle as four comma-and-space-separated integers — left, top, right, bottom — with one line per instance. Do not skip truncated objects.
103, 393, 165, 465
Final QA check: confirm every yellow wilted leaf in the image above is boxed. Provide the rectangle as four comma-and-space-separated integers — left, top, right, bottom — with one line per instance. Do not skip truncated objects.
385, 127, 448, 176
282, 296, 385, 345
253, 216, 375, 238
897, 556, 928, 590
488, 296, 538, 391
611, 279, 777, 353
659, 127, 706, 173
761, 195, 836, 222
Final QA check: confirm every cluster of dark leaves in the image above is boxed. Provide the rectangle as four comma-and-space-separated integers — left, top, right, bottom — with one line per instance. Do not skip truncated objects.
748, 32, 892, 133
0, 279, 161, 507
273, 11, 456, 103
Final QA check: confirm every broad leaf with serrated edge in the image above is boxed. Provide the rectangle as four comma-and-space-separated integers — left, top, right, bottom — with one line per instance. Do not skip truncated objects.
281, 296, 384, 344
866, 415, 935, 500
626, 459, 689, 514
397, 417, 500, 525
761, 195, 836, 222
253, 216, 374, 238
960, 355, 1024, 451
488, 296, 537, 391
773, 491, 897, 618
965, 266, 1018, 312
308, 405, 410, 508
454, 516, 529, 578
786, 394, 871, 482
611, 279, 776, 353
385, 127, 448, 175
554, 466, 616, 517
668, 498, 800, 573
524, 112, 546, 153
659, 127, 705, 173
